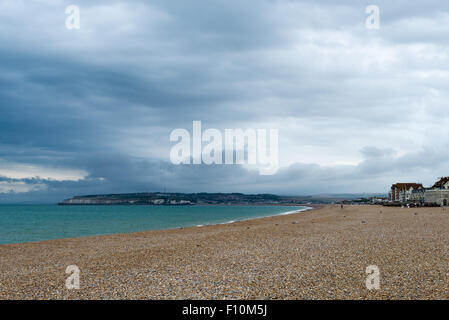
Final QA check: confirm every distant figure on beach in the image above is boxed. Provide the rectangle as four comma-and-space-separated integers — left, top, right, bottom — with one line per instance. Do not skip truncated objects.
340, 204, 343, 210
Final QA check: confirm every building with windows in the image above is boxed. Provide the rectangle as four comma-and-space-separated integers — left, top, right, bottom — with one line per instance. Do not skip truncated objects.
424, 177, 449, 206
409, 187, 425, 203
390, 183, 424, 203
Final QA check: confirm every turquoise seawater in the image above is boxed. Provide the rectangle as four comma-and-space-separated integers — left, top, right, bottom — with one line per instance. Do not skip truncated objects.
0, 205, 309, 245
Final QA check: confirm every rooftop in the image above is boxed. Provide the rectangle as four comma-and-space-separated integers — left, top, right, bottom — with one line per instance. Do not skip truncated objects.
391, 183, 423, 190
431, 177, 449, 189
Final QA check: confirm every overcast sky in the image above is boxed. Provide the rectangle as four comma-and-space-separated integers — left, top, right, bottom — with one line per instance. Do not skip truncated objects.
1, 0, 449, 202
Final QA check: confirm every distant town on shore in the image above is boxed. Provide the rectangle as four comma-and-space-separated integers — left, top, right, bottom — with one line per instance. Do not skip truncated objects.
366, 176, 449, 207
59, 193, 294, 206
59, 177, 449, 207
59, 192, 385, 206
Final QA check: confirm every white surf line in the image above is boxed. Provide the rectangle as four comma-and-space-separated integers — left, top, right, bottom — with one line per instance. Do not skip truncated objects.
275, 206, 313, 216
195, 206, 313, 227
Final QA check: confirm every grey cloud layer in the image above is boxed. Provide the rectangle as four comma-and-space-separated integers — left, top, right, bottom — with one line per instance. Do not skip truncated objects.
1, 0, 449, 202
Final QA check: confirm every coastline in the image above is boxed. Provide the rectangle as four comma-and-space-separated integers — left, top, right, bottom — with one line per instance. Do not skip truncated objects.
1, 204, 448, 299
0, 205, 316, 246
193, 205, 314, 228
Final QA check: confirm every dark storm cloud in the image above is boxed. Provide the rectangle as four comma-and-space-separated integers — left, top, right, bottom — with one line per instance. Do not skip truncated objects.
1, 0, 449, 202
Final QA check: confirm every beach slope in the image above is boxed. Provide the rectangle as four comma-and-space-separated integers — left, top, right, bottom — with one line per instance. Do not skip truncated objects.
0, 205, 448, 299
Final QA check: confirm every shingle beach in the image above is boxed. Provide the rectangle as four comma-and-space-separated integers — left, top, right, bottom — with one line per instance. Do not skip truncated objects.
0, 205, 448, 299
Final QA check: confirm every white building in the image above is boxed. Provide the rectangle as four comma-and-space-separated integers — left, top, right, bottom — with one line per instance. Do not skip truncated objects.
424, 177, 449, 206
409, 187, 425, 202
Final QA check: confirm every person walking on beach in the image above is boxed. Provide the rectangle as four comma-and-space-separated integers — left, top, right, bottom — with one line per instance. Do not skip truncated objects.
341, 204, 343, 210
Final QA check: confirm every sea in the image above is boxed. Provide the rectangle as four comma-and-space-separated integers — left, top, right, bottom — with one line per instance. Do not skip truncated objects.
0, 205, 310, 245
